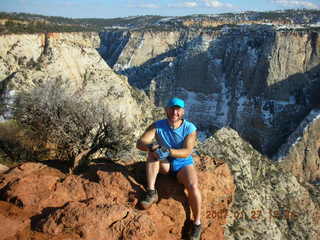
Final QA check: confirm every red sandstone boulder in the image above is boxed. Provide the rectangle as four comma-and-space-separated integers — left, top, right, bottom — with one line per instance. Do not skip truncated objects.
0, 201, 30, 239
0, 162, 110, 214
0, 157, 235, 240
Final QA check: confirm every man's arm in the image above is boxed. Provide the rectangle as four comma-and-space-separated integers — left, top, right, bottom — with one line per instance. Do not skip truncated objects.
169, 131, 196, 158
136, 123, 157, 152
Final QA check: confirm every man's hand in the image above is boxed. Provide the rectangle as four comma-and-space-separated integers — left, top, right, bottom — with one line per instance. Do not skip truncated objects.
154, 146, 170, 160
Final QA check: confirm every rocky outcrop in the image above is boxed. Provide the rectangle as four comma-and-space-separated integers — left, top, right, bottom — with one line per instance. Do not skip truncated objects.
0, 127, 319, 239
0, 201, 31, 239
0, 32, 156, 158
197, 127, 320, 240
274, 108, 320, 183
0, 156, 235, 240
100, 27, 320, 157
0, 163, 9, 174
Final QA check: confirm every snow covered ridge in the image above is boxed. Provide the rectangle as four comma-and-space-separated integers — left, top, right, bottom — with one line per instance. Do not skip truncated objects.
221, 22, 320, 31
273, 108, 320, 161
274, 23, 320, 30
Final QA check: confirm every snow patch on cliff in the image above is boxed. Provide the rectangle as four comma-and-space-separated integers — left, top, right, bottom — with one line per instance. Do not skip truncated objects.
217, 78, 231, 126
237, 96, 249, 115
176, 80, 231, 129
247, 46, 258, 66
260, 97, 297, 127
273, 108, 320, 161
0, 90, 16, 122
213, 58, 222, 65
137, 38, 144, 49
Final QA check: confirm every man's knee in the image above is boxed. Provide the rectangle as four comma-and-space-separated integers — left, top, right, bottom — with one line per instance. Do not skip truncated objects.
159, 160, 170, 174
185, 182, 199, 193
147, 153, 159, 163
147, 158, 159, 163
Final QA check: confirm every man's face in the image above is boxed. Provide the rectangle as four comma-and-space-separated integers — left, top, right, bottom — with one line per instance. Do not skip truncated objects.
166, 106, 184, 122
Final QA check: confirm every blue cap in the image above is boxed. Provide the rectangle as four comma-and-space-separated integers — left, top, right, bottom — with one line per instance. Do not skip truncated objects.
166, 97, 185, 108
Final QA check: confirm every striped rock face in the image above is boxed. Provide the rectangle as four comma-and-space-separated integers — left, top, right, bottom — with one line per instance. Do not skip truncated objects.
99, 29, 320, 157
0, 32, 156, 159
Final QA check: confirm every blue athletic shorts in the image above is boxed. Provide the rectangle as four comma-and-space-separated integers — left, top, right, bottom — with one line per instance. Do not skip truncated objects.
169, 157, 193, 177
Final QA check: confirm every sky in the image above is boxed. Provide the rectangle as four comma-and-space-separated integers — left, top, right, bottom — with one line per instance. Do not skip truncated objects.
1, 0, 320, 19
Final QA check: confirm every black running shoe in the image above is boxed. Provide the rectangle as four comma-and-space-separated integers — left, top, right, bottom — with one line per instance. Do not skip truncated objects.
190, 223, 202, 240
140, 189, 158, 210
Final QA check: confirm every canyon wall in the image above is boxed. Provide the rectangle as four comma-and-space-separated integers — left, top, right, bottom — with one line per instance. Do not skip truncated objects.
99, 27, 320, 156
0, 32, 155, 158
1, 27, 319, 165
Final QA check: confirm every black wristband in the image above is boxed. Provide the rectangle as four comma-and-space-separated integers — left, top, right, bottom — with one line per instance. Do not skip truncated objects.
147, 144, 156, 152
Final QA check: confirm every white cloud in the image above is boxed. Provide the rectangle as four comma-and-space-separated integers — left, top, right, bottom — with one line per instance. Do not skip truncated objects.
183, 2, 198, 7
127, 0, 236, 10
168, 2, 198, 8
272, 0, 319, 9
202, 0, 234, 8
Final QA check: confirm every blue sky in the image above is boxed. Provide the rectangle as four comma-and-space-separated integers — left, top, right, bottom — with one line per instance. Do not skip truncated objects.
1, 0, 319, 18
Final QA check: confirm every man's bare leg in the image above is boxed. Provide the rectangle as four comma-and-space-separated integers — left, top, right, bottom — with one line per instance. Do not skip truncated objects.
146, 152, 171, 189
177, 165, 202, 224
141, 154, 170, 209
159, 159, 170, 174
146, 153, 160, 190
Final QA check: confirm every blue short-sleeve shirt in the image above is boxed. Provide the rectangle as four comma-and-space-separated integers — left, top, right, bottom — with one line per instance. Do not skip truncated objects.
155, 119, 197, 172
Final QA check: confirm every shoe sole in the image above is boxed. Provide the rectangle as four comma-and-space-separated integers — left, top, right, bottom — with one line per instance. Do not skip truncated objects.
140, 196, 158, 210
140, 201, 153, 210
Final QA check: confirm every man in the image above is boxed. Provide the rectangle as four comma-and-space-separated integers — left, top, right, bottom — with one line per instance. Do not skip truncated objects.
136, 97, 202, 240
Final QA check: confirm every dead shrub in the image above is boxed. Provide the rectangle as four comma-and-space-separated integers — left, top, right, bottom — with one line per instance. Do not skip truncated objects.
12, 78, 132, 172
